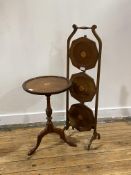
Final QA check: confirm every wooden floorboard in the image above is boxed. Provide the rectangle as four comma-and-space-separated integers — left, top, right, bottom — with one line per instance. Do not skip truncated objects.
0, 121, 131, 175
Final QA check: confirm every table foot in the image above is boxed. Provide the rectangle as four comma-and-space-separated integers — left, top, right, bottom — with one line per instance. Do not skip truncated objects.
28, 125, 76, 156
54, 127, 77, 147
64, 120, 70, 130
28, 128, 48, 156
87, 131, 101, 150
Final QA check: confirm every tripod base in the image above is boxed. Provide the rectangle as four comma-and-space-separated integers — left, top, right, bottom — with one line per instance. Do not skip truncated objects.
28, 122, 77, 156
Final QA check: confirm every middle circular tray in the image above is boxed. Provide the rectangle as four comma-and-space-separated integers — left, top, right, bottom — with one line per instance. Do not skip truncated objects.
69, 72, 96, 102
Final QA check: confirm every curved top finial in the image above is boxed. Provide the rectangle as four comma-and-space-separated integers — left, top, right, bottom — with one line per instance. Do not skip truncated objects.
92, 25, 97, 30
72, 24, 77, 29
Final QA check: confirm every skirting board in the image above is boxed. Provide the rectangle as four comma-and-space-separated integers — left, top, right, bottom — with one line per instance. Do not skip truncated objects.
0, 107, 131, 126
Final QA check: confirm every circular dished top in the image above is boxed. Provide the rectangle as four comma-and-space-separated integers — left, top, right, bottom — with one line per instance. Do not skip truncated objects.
23, 76, 72, 95
70, 37, 98, 70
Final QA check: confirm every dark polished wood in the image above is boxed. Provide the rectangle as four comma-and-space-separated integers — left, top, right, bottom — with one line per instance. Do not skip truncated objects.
23, 76, 76, 156
23, 76, 71, 95
70, 72, 96, 102
68, 103, 95, 131
70, 36, 98, 70
66, 24, 102, 149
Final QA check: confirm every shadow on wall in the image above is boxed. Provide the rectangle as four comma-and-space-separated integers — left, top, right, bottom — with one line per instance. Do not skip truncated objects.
0, 32, 67, 122
48, 30, 66, 109
0, 86, 66, 124
119, 86, 130, 117
49, 30, 66, 76
0, 87, 43, 115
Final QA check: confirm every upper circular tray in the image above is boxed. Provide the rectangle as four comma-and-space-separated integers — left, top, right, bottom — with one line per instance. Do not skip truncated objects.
70, 36, 98, 70
69, 72, 96, 102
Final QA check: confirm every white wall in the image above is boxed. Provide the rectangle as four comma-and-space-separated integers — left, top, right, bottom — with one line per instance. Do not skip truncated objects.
0, 0, 131, 125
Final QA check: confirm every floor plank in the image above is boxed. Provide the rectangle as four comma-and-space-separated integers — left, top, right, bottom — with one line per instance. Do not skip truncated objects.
0, 121, 131, 175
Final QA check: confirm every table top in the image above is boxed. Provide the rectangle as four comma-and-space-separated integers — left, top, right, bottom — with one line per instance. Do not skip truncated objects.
22, 76, 71, 95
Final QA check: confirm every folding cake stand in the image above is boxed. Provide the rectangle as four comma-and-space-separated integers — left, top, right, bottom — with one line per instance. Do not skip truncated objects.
65, 24, 102, 150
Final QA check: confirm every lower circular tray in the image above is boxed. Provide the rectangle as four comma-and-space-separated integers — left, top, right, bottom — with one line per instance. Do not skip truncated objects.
68, 103, 95, 131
